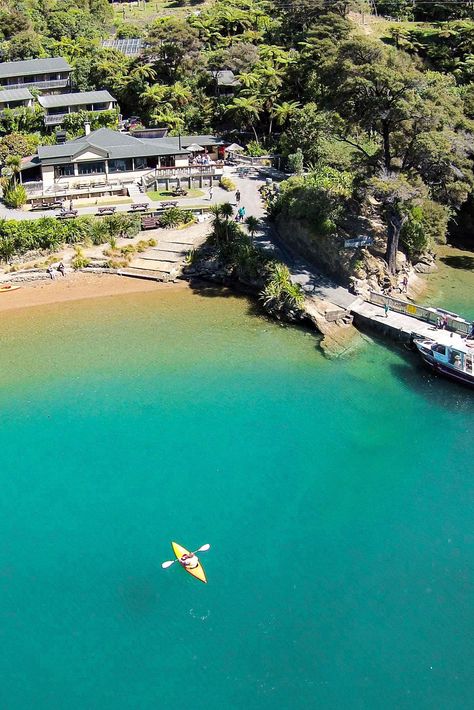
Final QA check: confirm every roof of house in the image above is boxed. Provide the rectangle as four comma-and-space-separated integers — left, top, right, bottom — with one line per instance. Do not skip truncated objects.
0, 88, 33, 103
161, 135, 225, 148
0, 57, 72, 80
216, 70, 240, 87
38, 90, 116, 109
37, 127, 192, 164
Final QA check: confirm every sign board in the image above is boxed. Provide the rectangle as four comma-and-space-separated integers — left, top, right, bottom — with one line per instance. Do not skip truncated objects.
344, 236, 373, 248
407, 304, 417, 315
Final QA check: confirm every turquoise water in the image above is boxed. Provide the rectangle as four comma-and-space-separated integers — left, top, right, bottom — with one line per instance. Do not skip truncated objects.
0, 288, 473, 709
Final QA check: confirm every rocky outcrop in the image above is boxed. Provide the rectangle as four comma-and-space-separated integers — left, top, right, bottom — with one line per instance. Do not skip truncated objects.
413, 253, 438, 273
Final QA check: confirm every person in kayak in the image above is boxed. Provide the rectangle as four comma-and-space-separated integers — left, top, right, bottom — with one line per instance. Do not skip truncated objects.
180, 552, 199, 569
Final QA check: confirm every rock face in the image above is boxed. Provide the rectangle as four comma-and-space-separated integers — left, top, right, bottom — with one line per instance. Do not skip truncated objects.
413, 253, 438, 273
275, 215, 354, 283
275, 215, 397, 294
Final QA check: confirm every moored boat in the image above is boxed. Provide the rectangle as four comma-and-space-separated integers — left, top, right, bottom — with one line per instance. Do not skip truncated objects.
172, 541, 207, 583
0, 283, 20, 293
413, 331, 474, 387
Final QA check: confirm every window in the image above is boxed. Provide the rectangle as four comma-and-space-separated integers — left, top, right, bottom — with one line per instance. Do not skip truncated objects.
55, 164, 75, 177
108, 158, 133, 173
78, 161, 105, 175
160, 155, 175, 167
434, 344, 446, 355
134, 156, 147, 170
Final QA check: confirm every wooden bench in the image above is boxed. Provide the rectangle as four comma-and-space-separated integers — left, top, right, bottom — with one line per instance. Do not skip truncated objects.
130, 203, 149, 212
160, 200, 178, 208
97, 206, 117, 215
32, 201, 63, 211
56, 210, 78, 219
141, 216, 160, 230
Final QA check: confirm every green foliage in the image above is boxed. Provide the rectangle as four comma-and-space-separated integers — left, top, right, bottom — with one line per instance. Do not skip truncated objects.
0, 213, 140, 260
287, 148, 304, 175
62, 110, 119, 137
272, 168, 353, 235
3, 184, 27, 208
219, 176, 236, 191
71, 247, 90, 270
401, 200, 451, 257
261, 261, 304, 314
159, 207, 194, 228
245, 141, 267, 157
0, 133, 40, 162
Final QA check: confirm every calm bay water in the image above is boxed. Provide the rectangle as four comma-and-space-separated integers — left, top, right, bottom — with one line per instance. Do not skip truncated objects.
0, 286, 472, 709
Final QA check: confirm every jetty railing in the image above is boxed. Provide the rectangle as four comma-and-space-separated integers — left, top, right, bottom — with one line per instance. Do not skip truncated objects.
369, 292, 471, 335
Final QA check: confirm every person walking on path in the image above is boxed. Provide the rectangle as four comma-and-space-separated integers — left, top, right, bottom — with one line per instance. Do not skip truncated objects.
235, 189, 241, 204
208, 186, 213, 201
238, 206, 246, 222
384, 302, 389, 318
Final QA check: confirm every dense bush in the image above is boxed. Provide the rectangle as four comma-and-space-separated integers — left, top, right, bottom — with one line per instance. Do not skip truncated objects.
270, 168, 353, 235
159, 207, 194, 228
219, 176, 236, 191
3, 184, 28, 208
0, 213, 141, 262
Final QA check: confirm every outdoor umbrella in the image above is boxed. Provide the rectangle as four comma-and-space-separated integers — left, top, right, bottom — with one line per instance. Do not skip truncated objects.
225, 143, 244, 152
186, 143, 205, 152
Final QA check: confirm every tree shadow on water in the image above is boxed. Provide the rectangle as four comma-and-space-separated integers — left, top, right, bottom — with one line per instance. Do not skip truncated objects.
440, 255, 474, 271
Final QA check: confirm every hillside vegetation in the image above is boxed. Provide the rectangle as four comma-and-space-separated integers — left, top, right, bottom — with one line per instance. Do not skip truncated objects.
1, 0, 474, 257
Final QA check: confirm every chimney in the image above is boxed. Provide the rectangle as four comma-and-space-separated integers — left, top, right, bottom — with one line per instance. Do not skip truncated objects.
84, 121, 91, 136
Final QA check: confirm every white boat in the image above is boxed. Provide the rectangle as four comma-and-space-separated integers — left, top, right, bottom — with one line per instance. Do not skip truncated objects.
413, 331, 474, 387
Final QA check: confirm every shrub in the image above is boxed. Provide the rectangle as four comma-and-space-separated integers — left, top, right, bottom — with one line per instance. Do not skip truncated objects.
160, 207, 194, 228
3, 184, 28, 208
71, 248, 90, 270
220, 176, 236, 191
287, 148, 304, 175
246, 141, 267, 157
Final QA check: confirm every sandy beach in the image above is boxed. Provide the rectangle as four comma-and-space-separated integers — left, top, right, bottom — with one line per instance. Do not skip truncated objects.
0, 273, 187, 313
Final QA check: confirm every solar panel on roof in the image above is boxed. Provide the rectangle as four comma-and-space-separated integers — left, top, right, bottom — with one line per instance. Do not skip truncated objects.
101, 38, 143, 56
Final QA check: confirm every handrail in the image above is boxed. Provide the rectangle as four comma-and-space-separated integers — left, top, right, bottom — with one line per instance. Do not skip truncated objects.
368, 291, 470, 335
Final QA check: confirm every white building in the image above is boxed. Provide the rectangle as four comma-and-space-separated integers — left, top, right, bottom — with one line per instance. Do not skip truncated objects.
20, 127, 225, 203
38, 90, 117, 126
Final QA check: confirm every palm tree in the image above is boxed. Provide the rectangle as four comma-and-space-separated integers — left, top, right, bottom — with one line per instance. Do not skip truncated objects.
169, 82, 193, 109
3, 155, 22, 186
220, 202, 234, 220
269, 100, 301, 136
245, 215, 260, 238
226, 96, 263, 143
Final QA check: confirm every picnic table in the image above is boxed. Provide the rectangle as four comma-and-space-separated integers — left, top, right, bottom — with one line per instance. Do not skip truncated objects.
170, 188, 187, 197
130, 203, 149, 212
97, 206, 117, 215
160, 200, 178, 208
56, 209, 78, 219
32, 200, 63, 211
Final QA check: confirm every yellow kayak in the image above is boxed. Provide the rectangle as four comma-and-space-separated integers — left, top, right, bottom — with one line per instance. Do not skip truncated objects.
0, 284, 20, 293
172, 541, 207, 584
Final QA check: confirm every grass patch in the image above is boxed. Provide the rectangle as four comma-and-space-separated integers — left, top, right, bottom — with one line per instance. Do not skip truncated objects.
113, 0, 212, 28
147, 188, 205, 200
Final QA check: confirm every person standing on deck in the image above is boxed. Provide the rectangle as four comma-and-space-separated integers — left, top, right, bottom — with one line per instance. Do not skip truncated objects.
235, 189, 241, 204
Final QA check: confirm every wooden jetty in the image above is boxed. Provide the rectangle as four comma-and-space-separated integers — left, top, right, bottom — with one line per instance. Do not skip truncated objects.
351, 292, 471, 343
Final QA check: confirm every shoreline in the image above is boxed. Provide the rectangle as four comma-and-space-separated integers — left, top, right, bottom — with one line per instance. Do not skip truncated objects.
0, 272, 187, 313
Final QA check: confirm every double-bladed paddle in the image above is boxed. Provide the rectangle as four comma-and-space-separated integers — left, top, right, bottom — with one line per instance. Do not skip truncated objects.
161, 543, 211, 569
